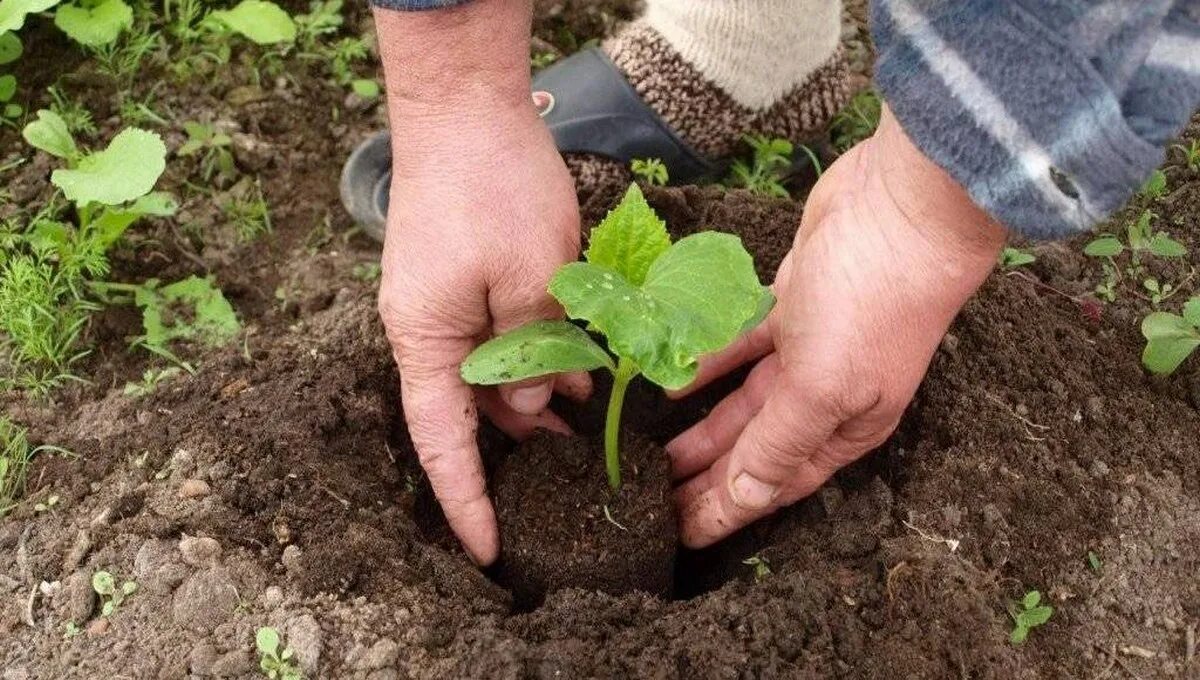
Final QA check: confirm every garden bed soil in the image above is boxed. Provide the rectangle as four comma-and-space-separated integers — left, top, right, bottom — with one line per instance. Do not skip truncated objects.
493, 431, 676, 610
3, 1, 1200, 678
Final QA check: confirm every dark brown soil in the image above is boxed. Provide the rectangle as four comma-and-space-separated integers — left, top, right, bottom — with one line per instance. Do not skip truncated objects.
2, 3, 1200, 679
493, 431, 676, 609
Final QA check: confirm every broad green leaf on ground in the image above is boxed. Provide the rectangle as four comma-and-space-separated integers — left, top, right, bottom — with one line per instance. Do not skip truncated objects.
0, 0, 61, 33
134, 276, 240, 349
584, 184, 671, 286
22, 109, 76, 160
53, 0, 130, 46
1183, 297, 1200, 327
256, 627, 280, 655
1083, 236, 1123, 258
0, 32, 21, 64
550, 232, 765, 390
209, 0, 296, 44
51, 128, 165, 205
461, 320, 614, 384
92, 192, 178, 248
1142, 311, 1200, 375
1149, 233, 1188, 258
0, 74, 14, 102
350, 79, 379, 99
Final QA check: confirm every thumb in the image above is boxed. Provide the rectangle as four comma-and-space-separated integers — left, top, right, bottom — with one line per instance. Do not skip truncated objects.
677, 377, 846, 549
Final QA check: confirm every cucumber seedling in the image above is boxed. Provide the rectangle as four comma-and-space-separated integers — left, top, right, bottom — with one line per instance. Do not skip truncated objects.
461, 184, 773, 489
1008, 590, 1053, 644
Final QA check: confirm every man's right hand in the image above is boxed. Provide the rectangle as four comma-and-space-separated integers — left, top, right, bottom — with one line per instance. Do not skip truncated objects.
374, 1, 587, 566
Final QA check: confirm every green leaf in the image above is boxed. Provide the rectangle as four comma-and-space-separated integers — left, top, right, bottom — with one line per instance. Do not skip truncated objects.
53, 0, 131, 46
52, 127, 165, 205
350, 78, 378, 99
1182, 298, 1200, 328
0, 73, 14, 102
136, 276, 240, 349
739, 287, 775, 334
1083, 237, 1123, 258
22, 109, 76, 159
584, 183, 671, 286
461, 320, 614, 385
256, 627, 280, 655
1009, 625, 1028, 645
1141, 169, 1167, 198
1018, 605, 1054, 628
2, 102, 19, 118
92, 192, 178, 248
1000, 247, 1036, 268
1149, 234, 1188, 258
91, 570, 114, 595
1141, 312, 1200, 375
209, 0, 296, 44
0, 0, 62, 34
120, 581, 137, 595
1021, 591, 1041, 609
551, 232, 765, 390
0, 32, 21, 65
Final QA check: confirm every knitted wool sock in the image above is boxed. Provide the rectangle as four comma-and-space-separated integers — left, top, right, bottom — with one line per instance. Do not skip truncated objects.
567, 0, 851, 196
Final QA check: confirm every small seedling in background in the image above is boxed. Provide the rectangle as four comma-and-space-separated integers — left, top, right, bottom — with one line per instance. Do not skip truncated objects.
257, 626, 302, 680
34, 493, 60, 512
5, 110, 175, 391
530, 51, 557, 70
729, 135, 794, 198
742, 555, 771, 582
630, 158, 668, 187
461, 184, 772, 489
999, 247, 1036, 269
92, 570, 137, 617
351, 262, 381, 282
222, 180, 273, 242
1, 416, 71, 517
122, 366, 184, 397
1173, 139, 1199, 173
1008, 590, 1053, 644
95, 276, 241, 362
63, 621, 81, 638
47, 86, 97, 137
178, 121, 236, 184
1143, 277, 1178, 307
830, 88, 881, 153
1087, 550, 1102, 573
1140, 169, 1167, 199
1083, 209, 1187, 301
1141, 297, 1200, 375
0, 32, 24, 124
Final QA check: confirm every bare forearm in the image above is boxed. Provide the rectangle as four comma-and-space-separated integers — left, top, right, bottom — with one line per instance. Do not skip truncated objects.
374, 0, 535, 162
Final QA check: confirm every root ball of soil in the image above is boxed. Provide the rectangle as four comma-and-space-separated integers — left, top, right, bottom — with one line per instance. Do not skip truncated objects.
492, 431, 677, 609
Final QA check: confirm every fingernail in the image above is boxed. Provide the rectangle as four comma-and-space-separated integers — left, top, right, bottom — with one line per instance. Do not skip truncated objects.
507, 383, 551, 415
729, 472, 779, 510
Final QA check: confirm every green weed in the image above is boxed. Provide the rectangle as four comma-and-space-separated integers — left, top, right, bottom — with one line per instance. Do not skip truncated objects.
1083, 209, 1187, 302
998, 246, 1036, 269
46, 85, 97, 138
1173, 139, 1199, 173
92, 569, 137, 617
1008, 590, 1053, 644
178, 120, 235, 184
1, 416, 70, 517
222, 180, 272, 242
1141, 296, 1200, 375
830, 89, 881, 153
122, 366, 184, 397
630, 158, 668, 187
257, 627, 302, 680
742, 555, 771, 582
729, 135, 794, 198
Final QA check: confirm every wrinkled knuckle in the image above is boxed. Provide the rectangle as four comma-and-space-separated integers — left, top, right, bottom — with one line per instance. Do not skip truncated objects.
755, 431, 803, 471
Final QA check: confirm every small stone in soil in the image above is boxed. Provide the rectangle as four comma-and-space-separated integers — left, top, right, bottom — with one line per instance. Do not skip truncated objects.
178, 480, 211, 499
178, 536, 222, 568
86, 618, 109, 636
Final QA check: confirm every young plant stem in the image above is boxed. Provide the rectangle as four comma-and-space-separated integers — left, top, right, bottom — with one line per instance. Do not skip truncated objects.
604, 357, 638, 491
